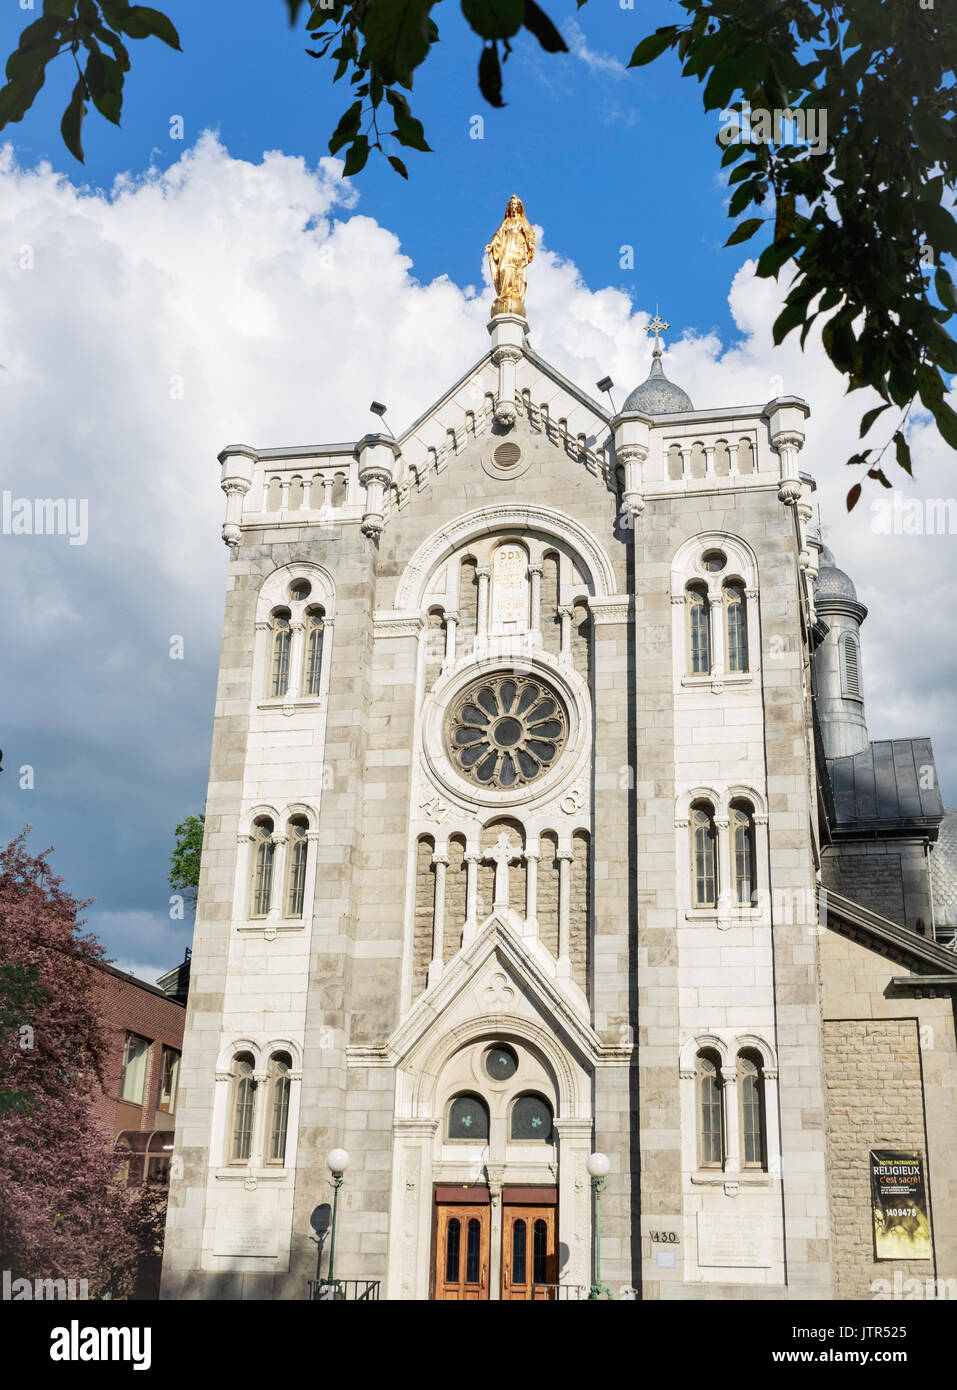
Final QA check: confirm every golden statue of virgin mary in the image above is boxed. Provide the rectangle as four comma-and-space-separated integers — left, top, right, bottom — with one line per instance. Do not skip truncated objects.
485, 195, 536, 318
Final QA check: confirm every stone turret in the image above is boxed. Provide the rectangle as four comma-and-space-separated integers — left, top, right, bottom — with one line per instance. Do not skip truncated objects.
813, 545, 869, 758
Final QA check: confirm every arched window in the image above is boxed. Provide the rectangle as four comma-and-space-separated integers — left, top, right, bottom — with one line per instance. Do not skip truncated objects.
690, 803, 717, 908
510, 1093, 553, 1142
738, 1051, 766, 1169
230, 1052, 257, 1163
250, 817, 275, 918
731, 801, 756, 906
724, 581, 748, 672
448, 1093, 489, 1142
696, 1050, 724, 1168
284, 816, 309, 917
841, 633, 862, 698
266, 1052, 292, 1165
302, 607, 324, 695
687, 584, 710, 674
269, 609, 291, 697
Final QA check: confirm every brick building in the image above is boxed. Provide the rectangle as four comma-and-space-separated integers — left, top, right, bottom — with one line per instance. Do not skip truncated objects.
94, 961, 187, 1185
162, 203, 957, 1300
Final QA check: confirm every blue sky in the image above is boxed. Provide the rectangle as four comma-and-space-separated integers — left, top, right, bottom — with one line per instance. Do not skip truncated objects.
2, 0, 735, 341
0, 1, 954, 979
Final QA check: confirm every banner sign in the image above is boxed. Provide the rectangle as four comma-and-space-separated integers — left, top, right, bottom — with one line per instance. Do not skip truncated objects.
869, 1150, 932, 1260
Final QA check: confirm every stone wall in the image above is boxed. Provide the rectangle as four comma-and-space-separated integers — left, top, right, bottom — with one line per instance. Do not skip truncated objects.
822, 1018, 930, 1299
819, 926, 957, 1299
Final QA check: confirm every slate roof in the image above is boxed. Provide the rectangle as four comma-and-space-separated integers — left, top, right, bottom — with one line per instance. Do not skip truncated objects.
827, 737, 944, 835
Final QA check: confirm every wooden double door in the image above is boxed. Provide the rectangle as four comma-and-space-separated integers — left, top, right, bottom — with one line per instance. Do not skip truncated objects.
434, 1203, 557, 1300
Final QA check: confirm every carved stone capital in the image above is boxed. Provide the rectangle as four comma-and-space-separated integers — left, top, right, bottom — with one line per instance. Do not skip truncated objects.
777, 478, 803, 505
771, 431, 804, 453
491, 345, 522, 366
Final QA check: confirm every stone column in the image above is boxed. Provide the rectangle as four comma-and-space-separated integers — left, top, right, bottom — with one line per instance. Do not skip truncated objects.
443, 610, 459, 669
528, 564, 543, 634
428, 851, 448, 987
557, 848, 573, 977
554, 1119, 593, 1291
287, 620, 304, 699
721, 1066, 741, 1175
704, 444, 715, 478
279, 477, 291, 510
557, 605, 574, 664
218, 444, 255, 549
476, 566, 491, 640
321, 474, 334, 509
524, 849, 539, 937
714, 815, 731, 922
463, 851, 481, 943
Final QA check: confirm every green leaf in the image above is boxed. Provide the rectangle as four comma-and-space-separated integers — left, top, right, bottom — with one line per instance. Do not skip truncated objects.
342, 134, 369, 176
462, 0, 523, 41
893, 431, 913, 476
362, 0, 436, 88
60, 76, 86, 162
478, 42, 503, 107
119, 6, 181, 48
388, 153, 409, 177
523, 0, 566, 53
392, 101, 431, 151
328, 98, 362, 155
918, 202, 957, 258
859, 402, 890, 437
628, 28, 677, 68
724, 217, 763, 247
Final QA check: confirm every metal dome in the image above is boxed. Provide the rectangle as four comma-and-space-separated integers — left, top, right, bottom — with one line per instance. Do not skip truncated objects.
621, 357, 694, 415
814, 545, 859, 603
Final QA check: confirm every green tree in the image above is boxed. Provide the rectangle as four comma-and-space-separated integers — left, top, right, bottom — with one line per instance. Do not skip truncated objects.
168, 811, 205, 908
2, 1, 955, 500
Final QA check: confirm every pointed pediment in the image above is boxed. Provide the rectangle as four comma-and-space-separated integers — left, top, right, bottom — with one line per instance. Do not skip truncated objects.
358, 913, 629, 1073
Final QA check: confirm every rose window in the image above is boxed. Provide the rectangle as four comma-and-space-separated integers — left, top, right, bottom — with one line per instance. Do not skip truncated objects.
446, 675, 568, 789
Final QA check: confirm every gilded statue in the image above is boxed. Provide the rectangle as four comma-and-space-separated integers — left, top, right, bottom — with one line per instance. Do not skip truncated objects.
486, 195, 536, 318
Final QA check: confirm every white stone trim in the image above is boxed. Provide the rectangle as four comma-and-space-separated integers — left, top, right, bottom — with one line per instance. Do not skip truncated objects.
394, 504, 617, 609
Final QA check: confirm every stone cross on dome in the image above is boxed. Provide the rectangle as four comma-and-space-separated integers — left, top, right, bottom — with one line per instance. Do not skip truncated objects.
646, 310, 670, 358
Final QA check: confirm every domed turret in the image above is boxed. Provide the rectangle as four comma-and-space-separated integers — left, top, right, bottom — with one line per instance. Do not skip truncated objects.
621, 313, 694, 415
813, 544, 869, 758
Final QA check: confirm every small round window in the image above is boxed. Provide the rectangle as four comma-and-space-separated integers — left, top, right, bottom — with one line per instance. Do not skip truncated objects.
701, 550, 726, 572
510, 1094, 553, 1142
289, 579, 312, 601
485, 1045, 518, 1081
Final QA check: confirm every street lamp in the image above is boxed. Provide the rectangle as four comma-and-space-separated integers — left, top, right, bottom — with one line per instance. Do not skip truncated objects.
586, 1151, 611, 1300
325, 1148, 350, 1294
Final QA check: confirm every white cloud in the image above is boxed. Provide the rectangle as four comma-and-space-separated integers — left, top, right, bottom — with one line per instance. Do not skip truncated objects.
0, 134, 953, 974
562, 18, 629, 78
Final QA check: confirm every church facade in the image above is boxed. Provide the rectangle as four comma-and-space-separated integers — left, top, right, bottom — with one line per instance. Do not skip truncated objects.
162, 204, 957, 1301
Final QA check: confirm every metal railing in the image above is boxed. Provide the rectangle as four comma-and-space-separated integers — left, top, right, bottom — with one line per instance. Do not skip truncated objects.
308, 1278, 381, 1301
529, 1283, 588, 1301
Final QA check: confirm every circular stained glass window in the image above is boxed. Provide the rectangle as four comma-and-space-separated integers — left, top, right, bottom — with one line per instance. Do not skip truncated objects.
485, 1045, 518, 1081
446, 675, 568, 789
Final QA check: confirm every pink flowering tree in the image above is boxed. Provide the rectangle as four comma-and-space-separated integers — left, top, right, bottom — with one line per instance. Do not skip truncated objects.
0, 828, 156, 1297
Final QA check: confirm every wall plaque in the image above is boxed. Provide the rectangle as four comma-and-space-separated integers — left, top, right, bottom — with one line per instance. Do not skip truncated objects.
491, 544, 528, 628
696, 1213, 772, 1268
213, 1198, 280, 1258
